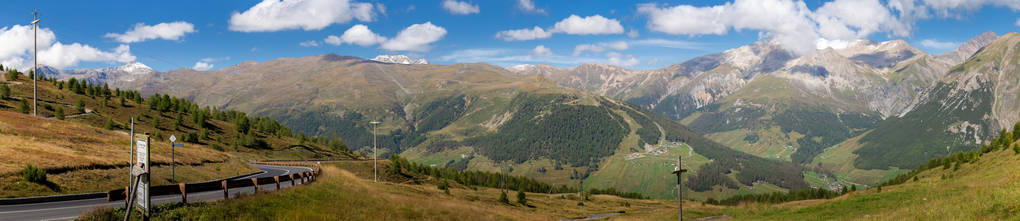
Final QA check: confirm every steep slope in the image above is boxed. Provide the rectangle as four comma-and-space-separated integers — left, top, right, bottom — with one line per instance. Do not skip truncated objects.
0, 71, 347, 197
512, 34, 996, 172
853, 32, 1020, 170
95, 54, 809, 199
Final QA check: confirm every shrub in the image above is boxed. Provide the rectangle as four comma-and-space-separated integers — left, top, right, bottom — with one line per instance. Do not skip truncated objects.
183, 132, 199, 143
104, 118, 115, 130
76, 99, 85, 113
499, 192, 510, 204
18, 99, 29, 114
0, 84, 10, 100
210, 144, 225, 152
516, 188, 527, 205
21, 164, 46, 183
55, 107, 64, 120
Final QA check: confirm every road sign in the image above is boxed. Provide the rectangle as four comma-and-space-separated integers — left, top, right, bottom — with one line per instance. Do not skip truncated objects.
169, 134, 176, 142
133, 134, 150, 214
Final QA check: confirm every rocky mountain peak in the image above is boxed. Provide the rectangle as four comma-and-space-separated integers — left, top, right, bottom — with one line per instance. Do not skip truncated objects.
937, 31, 999, 65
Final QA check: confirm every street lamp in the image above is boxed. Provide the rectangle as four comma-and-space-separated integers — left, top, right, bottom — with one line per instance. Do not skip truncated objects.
672, 156, 688, 221
370, 121, 381, 182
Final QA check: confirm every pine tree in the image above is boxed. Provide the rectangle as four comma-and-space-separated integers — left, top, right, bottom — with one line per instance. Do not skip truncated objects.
76, 99, 85, 113
55, 107, 64, 120
516, 188, 527, 205
850, 185, 856, 192
18, 99, 29, 114
499, 191, 510, 204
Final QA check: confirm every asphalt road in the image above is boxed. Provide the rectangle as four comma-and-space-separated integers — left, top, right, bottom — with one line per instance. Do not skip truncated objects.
0, 164, 314, 221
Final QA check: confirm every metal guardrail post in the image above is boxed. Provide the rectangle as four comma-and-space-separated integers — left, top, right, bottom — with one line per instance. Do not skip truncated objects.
221, 180, 228, 199
179, 183, 187, 204
251, 178, 259, 193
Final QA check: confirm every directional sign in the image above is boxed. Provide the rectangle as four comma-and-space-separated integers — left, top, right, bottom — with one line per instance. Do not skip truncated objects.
134, 134, 150, 212
169, 134, 176, 142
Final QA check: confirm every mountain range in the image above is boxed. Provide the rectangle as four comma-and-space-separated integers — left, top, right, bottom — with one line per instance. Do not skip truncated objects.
38, 31, 1020, 198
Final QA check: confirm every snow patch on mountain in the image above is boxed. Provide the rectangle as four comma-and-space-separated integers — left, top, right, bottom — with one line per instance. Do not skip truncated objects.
371, 55, 428, 65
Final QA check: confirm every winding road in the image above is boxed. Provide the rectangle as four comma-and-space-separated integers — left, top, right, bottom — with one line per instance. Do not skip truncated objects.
0, 164, 313, 221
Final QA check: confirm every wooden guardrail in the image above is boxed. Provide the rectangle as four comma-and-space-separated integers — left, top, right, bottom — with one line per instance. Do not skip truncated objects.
107, 162, 322, 203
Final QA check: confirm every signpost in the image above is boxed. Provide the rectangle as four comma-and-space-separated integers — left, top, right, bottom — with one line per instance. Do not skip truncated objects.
169, 135, 176, 183
673, 156, 688, 221
125, 134, 151, 221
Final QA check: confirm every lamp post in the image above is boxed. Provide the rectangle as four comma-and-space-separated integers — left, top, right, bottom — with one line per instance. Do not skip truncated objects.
370, 121, 381, 182
672, 156, 688, 221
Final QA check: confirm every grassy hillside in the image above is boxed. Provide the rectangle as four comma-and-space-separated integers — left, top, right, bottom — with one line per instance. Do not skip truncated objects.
638, 122, 1020, 220
0, 71, 350, 197
108, 54, 810, 200
83, 160, 688, 221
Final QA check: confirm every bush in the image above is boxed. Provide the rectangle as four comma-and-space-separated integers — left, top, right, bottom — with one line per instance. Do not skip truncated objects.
21, 164, 46, 183
183, 132, 199, 143
55, 107, 64, 120
0, 84, 10, 100
516, 189, 527, 205
18, 99, 29, 114
211, 144, 225, 152
104, 118, 115, 130
76, 99, 85, 113
499, 192, 510, 204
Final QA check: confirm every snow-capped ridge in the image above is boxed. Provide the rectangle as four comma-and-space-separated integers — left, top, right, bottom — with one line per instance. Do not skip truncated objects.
371, 55, 428, 65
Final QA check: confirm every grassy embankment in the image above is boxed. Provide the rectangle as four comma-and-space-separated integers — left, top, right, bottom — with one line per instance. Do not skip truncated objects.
0, 72, 351, 197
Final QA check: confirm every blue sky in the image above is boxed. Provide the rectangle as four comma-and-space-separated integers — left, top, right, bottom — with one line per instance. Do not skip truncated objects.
0, 0, 1018, 72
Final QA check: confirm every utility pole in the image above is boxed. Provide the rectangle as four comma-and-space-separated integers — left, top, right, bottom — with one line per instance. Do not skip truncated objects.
370, 121, 381, 182
127, 118, 134, 208
673, 156, 688, 221
31, 10, 40, 116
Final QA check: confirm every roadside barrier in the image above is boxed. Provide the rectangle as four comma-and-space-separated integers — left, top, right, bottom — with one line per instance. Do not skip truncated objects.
107, 162, 322, 203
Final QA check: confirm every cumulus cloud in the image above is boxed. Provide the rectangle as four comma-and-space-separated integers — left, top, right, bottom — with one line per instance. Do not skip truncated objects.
531, 45, 553, 56
627, 29, 640, 38
494, 14, 623, 41
605, 41, 628, 50
299, 40, 320, 47
104, 21, 196, 43
495, 26, 552, 41
918, 39, 960, 50
380, 22, 447, 52
638, 0, 1020, 55
517, 0, 546, 14
572, 44, 605, 56
442, 0, 479, 15
606, 52, 639, 67
327, 24, 387, 46
324, 22, 446, 52
0, 25, 134, 70
551, 15, 624, 35
229, 0, 378, 32
192, 61, 213, 71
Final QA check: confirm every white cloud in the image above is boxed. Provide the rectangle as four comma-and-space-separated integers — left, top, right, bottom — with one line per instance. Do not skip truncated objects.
495, 15, 623, 41
517, 0, 546, 14
328, 24, 387, 46
192, 61, 213, 71
551, 15, 624, 35
495, 26, 552, 41
442, 0, 479, 15
299, 40, 320, 47
606, 41, 628, 50
1016, 17, 1020, 26
380, 22, 447, 52
0, 25, 135, 70
918, 39, 960, 50
200, 57, 231, 63
606, 52, 640, 67
630, 39, 704, 49
104, 21, 196, 43
572, 44, 604, 56
229, 0, 378, 32
531, 45, 553, 56
637, 0, 1020, 56
627, 29, 640, 38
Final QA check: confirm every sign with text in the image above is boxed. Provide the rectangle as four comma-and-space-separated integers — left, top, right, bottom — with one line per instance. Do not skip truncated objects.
134, 134, 150, 212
